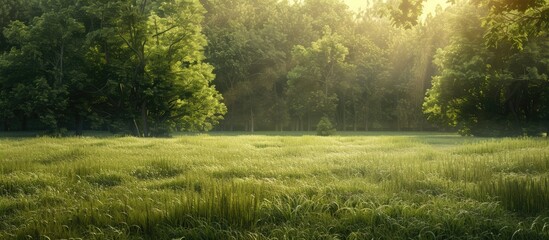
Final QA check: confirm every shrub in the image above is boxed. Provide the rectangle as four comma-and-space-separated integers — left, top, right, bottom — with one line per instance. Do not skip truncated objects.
316, 117, 336, 136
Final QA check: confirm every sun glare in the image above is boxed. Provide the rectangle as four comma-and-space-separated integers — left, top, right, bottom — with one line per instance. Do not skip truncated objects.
344, 0, 449, 20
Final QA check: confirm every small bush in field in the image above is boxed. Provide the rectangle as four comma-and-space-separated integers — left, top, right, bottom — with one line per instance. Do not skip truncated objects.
316, 117, 336, 136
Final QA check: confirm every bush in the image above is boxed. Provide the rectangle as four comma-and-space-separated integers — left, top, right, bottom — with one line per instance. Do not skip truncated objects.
316, 117, 336, 136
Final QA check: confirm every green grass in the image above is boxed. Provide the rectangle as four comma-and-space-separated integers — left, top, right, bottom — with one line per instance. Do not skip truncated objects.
0, 132, 548, 239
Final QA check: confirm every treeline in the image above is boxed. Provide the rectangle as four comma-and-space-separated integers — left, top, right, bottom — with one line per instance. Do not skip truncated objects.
203, 0, 548, 135
202, 0, 449, 132
203, 0, 440, 131
1, 0, 548, 136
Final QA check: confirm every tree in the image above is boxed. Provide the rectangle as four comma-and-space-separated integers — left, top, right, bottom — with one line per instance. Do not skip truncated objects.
0, 0, 226, 136
342, 30, 390, 131
383, 7, 452, 131
423, 3, 549, 136
388, 0, 548, 48
0, 1, 85, 133
0, 0, 41, 51
287, 28, 353, 128
479, 0, 548, 49
85, 0, 226, 136
203, 0, 287, 131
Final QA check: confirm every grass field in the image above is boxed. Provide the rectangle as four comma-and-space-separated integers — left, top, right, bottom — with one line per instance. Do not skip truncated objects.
0, 132, 548, 239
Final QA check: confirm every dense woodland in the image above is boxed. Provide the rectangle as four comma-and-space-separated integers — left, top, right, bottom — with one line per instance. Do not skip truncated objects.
0, 0, 547, 136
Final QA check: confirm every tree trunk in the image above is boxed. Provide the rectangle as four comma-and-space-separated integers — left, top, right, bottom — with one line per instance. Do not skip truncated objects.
75, 115, 84, 136
60, 44, 64, 83
307, 113, 311, 131
353, 113, 357, 131
104, 42, 110, 64
56, 43, 64, 85
250, 108, 254, 133
3, 119, 8, 131
397, 115, 401, 131
343, 104, 347, 131
21, 117, 28, 131
133, 118, 141, 137
364, 111, 368, 131
141, 102, 148, 137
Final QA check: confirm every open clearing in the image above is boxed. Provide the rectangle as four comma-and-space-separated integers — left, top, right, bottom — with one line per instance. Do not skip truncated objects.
1, 133, 548, 239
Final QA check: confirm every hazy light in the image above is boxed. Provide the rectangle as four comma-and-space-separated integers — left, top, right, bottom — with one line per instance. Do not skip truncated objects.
343, 0, 449, 20
419, 0, 450, 20
342, 0, 370, 11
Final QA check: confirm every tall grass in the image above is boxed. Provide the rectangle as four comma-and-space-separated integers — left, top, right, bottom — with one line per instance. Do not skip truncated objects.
0, 133, 548, 239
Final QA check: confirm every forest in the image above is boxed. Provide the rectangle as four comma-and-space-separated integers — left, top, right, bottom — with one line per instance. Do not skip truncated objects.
0, 0, 547, 136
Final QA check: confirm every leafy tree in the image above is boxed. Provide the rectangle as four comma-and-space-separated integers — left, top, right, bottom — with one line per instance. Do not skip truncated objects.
479, 0, 548, 49
203, 0, 287, 131
388, 0, 548, 48
387, 0, 424, 28
85, 0, 226, 136
342, 30, 390, 131
0, 1, 84, 133
0, 0, 41, 51
301, 0, 355, 37
385, 7, 452, 131
423, 3, 549, 136
0, 0, 226, 136
287, 28, 352, 128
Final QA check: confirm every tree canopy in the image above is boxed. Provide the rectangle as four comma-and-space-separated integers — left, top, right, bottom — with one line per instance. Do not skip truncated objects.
424, 2, 548, 136
0, 0, 547, 136
0, 0, 226, 136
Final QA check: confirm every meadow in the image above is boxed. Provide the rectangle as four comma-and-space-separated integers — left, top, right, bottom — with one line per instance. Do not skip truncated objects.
0, 132, 548, 239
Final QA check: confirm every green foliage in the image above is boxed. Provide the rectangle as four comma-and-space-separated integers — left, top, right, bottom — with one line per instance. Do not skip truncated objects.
0, 0, 226, 136
0, 3, 82, 132
423, 3, 549, 136
0, 0, 546, 135
388, 0, 424, 28
388, 0, 548, 49
480, 0, 548, 49
287, 29, 351, 124
201, 0, 453, 132
202, 0, 290, 131
84, 0, 226, 136
316, 117, 336, 136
